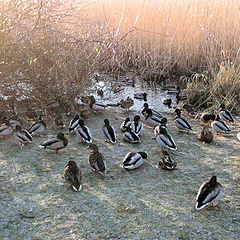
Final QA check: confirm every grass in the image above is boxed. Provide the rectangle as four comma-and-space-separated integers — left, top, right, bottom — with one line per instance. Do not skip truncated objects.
0, 108, 239, 239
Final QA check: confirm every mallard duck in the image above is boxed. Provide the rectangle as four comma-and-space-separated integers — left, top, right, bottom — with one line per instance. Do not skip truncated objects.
69, 114, 80, 132
162, 98, 172, 108
145, 109, 163, 127
211, 115, 231, 134
64, 160, 83, 192
120, 117, 132, 132
174, 108, 193, 132
159, 151, 177, 170
119, 97, 134, 112
182, 103, 197, 116
28, 115, 46, 136
76, 119, 92, 143
237, 132, 240, 141
154, 117, 168, 136
102, 119, 116, 144
122, 152, 148, 170
176, 87, 187, 103
13, 125, 33, 146
39, 132, 68, 154
131, 115, 143, 135
96, 89, 104, 98
196, 175, 223, 210
9, 114, 21, 128
122, 126, 141, 143
89, 95, 107, 112
167, 87, 179, 94
0, 120, 13, 139
156, 127, 177, 151
218, 103, 234, 124
86, 144, 106, 175
55, 115, 65, 128
142, 103, 162, 118
134, 92, 147, 101
200, 113, 216, 124
198, 126, 213, 143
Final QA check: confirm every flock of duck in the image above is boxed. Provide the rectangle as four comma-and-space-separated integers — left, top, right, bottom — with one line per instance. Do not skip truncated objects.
0, 92, 239, 211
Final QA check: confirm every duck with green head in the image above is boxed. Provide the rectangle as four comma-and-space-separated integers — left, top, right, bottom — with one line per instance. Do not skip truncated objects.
174, 108, 193, 132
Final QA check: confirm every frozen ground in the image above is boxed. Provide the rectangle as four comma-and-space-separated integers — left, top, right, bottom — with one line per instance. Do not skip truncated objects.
0, 107, 239, 240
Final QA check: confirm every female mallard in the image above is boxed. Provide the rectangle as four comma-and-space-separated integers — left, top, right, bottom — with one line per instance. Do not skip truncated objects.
159, 151, 177, 170
131, 115, 143, 135
134, 92, 147, 101
156, 127, 177, 151
76, 119, 92, 143
69, 114, 80, 132
64, 160, 83, 192
102, 118, 116, 144
142, 103, 162, 118
174, 108, 193, 132
122, 126, 141, 143
120, 117, 132, 132
0, 120, 13, 139
122, 152, 148, 170
196, 175, 223, 210
86, 144, 106, 175
55, 114, 65, 128
198, 126, 213, 143
154, 117, 168, 136
145, 109, 163, 127
200, 113, 216, 124
218, 103, 234, 124
28, 115, 46, 136
211, 115, 231, 134
39, 132, 68, 154
13, 125, 33, 146
119, 97, 134, 112
162, 98, 172, 108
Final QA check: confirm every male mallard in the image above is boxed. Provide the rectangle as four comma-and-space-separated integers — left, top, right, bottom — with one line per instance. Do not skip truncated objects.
211, 115, 231, 134
134, 92, 147, 101
218, 103, 234, 124
159, 151, 177, 170
156, 127, 177, 151
69, 114, 80, 132
120, 117, 132, 132
28, 115, 46, 136
145, 109, 163, 127
176, 87, 187, 103
131, 115, 143, 135
154, 117, 168, 136
119, 96, 134, 112
198, 126, 213, 143
162, 98, 172, 108
196, 175, 223, 210
122, 126, 141, 143
86, 144, 106, 175
122, 152, 148, 170
89, 95, 107, 112
55, 114, 65, 128
102, 118, 116, 144
142, 103, 162, 118
76, 119, 92, 143
0, 120, 14, 139
13, 125, 33, 147
9, 114, 22, 128
174, 108, 193, 132
64, 160, 83, 192
39, 132, 68, 154
200, 113, 216, 124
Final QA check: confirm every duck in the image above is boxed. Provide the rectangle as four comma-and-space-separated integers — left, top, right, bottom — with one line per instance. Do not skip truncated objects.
64, 160, 83, 192
9, 114, 22, 128
89, 95, 107, 112
134, 92, 147, 101
142, 103, 162, 118
218, 103, 234, 124
174, 108, 193, 132
176, 87, 187, 103
55, 114, 65, 128
13, 125, 33, 147
156, 127, 177, 151
96, 89, 104, 98
154, 117, 168, 136
102, 118, 116, 144
39, 132, 68, 154
69, 114, 80, 132
182, 103, 197, 116
0, 120, 14, 139
158, 151, 177, 170
131, 115, 143, 135
196, 175, 223, 210
198, 126, 214, 143
162, 98, 172, 108
118, 97, 134, 112
237, 132, 240, 141
120, 117, 132, 132
200, 113, 216, 124
122, 152, 148, 170
211, 115, 231, 134
76, 119, 92, 143
145, 109, 163, 127
86, 144, 106, 175
28, 115, 46, 136
122, 126, 141, 143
